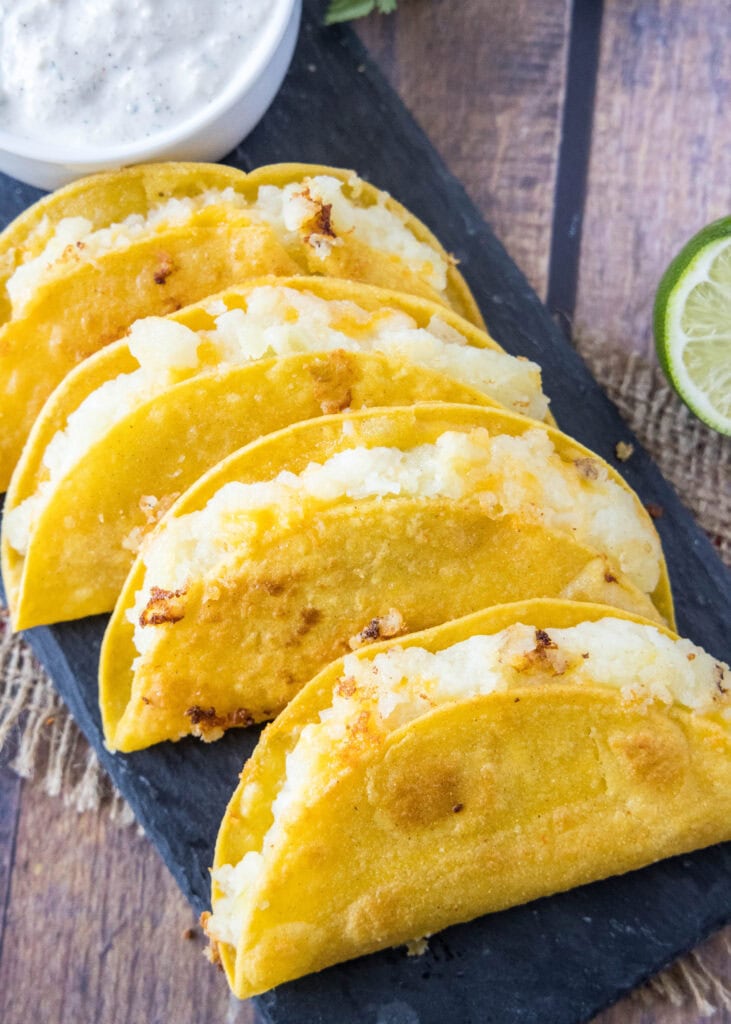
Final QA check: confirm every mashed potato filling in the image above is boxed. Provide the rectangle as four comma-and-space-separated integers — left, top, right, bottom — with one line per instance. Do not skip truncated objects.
4, 286, 548, 558
7, 188, 250, 314
252, 175, 448, 291
129, 427, 662, 658
206, 619, 731, 948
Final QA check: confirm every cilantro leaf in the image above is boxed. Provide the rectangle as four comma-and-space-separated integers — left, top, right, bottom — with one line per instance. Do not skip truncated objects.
324, 0, 398, 25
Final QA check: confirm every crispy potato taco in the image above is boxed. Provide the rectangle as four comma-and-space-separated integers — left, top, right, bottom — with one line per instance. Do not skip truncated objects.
201, 598, 731, 998
99, 405, 673, 753
0, 161, 482, 489
2, 278, 550, 629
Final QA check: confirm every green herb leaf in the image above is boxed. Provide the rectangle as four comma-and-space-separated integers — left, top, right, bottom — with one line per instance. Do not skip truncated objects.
324, 0, 397, 25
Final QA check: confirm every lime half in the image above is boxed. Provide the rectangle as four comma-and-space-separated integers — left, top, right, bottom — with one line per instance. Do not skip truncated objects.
654, 218, 731, 435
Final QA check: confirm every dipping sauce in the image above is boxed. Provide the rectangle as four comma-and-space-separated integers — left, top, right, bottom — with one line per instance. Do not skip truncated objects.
0, 0, 274, 148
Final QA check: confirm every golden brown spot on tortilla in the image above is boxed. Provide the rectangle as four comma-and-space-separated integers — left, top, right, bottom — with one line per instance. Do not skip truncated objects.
139, 586, 187, 626
645, 501, 664, 520
349, 608, 406, 650
320, 390, 352, 415
604, 571, 618, 583
381, 758, 463, 829
260, 578, 287, 596
307, 350, 358, 414
297, 607, 322, 635
574, 457, 600, 481
141, 696, 151, 705
609, 727, 688, 790
153, 253, 176, 284
452, 803, 464, 813
185, 705, 255, 736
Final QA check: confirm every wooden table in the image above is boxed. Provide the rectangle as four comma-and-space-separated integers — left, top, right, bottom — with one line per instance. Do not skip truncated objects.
1, 1, 729, 1021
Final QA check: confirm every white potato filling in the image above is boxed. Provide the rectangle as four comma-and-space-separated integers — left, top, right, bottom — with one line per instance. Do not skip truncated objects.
206, 619, 731, 948
129, 427, 662, 659
252, 174, 448, 291
4, 286, 547, 558
7, 188, 249, 314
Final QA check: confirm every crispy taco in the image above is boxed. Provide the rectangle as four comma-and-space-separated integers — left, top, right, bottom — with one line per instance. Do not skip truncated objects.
99, 404, 673, 753
2, 278, 551, 629
0, 161, 482, 488
201, 598, 731, 998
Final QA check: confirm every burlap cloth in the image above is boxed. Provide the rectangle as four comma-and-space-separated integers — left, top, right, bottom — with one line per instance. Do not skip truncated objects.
0, 340, 729, 1014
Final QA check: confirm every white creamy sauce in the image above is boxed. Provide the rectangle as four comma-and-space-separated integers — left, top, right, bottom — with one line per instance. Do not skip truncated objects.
0, 0, 273, 147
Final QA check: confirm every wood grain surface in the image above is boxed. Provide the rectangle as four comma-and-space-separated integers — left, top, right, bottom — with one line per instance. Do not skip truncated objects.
1, 2, 730, 1022
575, 0, 731, 358
358, 0, 571, 298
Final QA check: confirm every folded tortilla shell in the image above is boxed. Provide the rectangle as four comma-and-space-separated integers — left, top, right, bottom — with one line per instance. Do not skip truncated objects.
0, 161, 481, 489
99, 405, 672, 752
204, 598, 731, 998
2, 277, 549, 629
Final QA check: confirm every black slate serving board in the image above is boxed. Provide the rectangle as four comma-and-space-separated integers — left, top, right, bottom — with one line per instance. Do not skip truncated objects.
2, 3, 730, 1022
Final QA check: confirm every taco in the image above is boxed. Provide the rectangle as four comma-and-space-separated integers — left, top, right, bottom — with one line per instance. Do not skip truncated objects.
0, 161, 482, 488
98, 404, 672, 753
201, 598, 731, 998
2, 278, 550, 629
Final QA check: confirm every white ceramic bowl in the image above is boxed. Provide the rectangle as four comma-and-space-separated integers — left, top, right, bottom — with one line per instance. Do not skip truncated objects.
0, 0, 301, 191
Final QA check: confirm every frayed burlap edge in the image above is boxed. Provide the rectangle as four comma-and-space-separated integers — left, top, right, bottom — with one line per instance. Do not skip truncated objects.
0, 340, 729, 1012
0, 608, 133, 823
634, 932, 731, 1016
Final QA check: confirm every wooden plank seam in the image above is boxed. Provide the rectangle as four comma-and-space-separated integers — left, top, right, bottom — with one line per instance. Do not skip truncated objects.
546, 0, 605, 337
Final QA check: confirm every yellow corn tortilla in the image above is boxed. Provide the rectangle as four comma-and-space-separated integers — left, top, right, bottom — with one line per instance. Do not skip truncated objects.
99, 404, 673, 753
2, 277, 551, 630
0, 161, 482, 489
203, 598, 731, 999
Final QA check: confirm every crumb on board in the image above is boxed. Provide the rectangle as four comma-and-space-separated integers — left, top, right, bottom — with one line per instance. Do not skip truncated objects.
645, 502, 664, 520
405, 936, 430, 957
615, 441, 635, 462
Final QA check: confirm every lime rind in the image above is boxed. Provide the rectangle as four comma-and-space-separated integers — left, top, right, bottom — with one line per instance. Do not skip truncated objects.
654, 220, 731, 435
